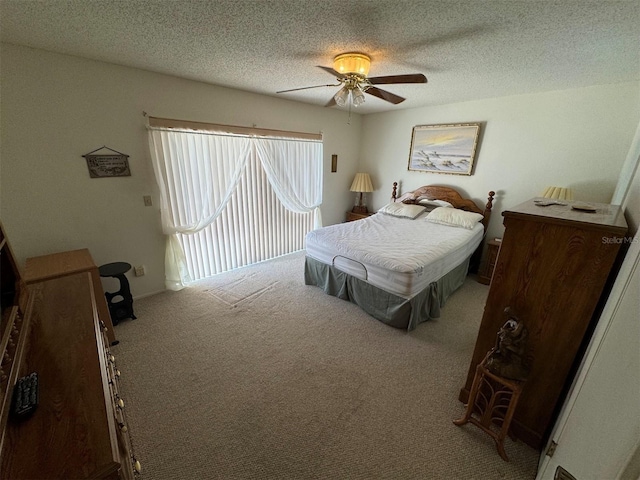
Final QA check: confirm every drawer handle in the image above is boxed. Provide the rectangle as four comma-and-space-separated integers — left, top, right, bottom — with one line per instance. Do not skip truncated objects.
117, 398, 125, 409
118, 421, 128, 433
133, 459, 142, 474
115, 369, 121, 378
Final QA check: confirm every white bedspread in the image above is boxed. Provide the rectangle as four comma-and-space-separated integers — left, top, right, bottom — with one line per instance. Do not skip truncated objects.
305, 212, 484, 297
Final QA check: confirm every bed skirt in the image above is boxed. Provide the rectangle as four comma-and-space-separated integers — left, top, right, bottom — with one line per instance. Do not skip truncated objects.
304, 255, 471, 331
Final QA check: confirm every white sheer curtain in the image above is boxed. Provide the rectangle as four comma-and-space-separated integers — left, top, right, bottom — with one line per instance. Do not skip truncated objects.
255, 137, 323, 229
148, 128, 251, 289
148, 127, 323, 290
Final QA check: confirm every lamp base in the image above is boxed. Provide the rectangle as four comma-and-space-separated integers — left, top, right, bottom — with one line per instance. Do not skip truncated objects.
352, 205, 368, 214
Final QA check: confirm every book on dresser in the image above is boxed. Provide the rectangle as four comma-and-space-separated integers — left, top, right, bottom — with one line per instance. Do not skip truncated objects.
459, 198, 628, 450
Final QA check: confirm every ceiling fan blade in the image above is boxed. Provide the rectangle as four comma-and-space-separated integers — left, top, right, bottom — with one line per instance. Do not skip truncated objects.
317, 65, 346, 79
277, 83, 340, 94
325, 96, 337, 108
367, 74, 427, 85
399, 26, 489, 53
365, 86, 405, 105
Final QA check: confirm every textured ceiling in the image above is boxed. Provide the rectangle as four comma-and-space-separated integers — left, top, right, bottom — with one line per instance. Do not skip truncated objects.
1, 0, 639, 114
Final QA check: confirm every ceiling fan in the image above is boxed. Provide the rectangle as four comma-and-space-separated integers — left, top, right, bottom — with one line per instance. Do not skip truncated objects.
276, 52, 427, 108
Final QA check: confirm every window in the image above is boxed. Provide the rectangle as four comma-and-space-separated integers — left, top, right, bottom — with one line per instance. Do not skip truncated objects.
178, 147, 314, 280
148, 119, 323, 289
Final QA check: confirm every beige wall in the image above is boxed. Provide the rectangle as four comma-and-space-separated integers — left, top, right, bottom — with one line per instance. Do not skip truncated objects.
2, 43, 639, 298
0, 44, 362, 297
360, 82, 640, 241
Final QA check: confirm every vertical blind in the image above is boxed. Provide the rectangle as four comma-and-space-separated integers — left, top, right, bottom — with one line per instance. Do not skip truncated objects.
178, 148, 314, 280
148, 124, 323, 289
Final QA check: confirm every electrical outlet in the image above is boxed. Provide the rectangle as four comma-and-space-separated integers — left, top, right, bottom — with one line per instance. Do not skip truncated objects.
134, 265, 145, 276
143, 195, 152, 206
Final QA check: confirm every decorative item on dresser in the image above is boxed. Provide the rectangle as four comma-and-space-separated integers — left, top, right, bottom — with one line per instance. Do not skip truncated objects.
459, 197, 628, 450
541, 186, 574, 200
0, 225, 139, 479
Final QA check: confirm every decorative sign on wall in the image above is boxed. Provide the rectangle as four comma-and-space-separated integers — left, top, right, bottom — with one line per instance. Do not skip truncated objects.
82, 146, 131, 178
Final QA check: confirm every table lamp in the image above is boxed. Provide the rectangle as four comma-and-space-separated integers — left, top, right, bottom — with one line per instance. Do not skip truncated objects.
541, 186, 574, 200
350, 173, 374, 214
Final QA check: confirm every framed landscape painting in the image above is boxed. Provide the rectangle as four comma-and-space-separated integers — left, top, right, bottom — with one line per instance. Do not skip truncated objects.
408, 123, 481, 175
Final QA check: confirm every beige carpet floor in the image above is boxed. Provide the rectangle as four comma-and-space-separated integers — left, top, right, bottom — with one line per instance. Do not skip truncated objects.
112, 251, 539, 479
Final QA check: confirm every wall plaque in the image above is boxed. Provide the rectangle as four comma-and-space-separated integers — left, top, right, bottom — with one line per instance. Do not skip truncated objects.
82, 146, 131, 178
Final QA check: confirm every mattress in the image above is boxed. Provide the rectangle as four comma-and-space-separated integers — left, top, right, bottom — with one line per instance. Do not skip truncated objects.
305, 212, 484, 297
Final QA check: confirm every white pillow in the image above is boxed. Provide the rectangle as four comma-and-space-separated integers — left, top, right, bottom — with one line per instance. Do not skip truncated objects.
378, 202, 426, 219
425, 207, 484, 229
417, 198, 454, 208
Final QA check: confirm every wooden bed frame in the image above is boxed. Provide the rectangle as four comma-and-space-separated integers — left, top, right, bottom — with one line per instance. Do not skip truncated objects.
391, 182, 496, 230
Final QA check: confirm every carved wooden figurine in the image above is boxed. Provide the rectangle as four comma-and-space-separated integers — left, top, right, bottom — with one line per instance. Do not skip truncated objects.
453, 307, 530, 461
484, 307, 531, 382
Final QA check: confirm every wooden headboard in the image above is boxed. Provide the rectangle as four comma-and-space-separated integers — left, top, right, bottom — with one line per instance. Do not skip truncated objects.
391, 182, 495, 230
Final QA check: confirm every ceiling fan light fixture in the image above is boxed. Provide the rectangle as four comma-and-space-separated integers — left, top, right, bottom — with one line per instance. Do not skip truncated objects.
333, 53, 371, 76
352, 87, 366, 107
279, 54, 426, 109
334, 87, 350, 107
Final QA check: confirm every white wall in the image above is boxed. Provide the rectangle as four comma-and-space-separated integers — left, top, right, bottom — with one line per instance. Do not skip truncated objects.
0, 44, 362, 297
360, 82, 640, 241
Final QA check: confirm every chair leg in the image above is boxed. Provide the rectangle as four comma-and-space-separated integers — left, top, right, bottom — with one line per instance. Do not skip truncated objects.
453, 364, 483, 426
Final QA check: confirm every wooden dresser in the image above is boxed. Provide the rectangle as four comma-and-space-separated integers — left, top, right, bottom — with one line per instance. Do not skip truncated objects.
0, 224, 138, 479
459, 198, 628, 450
24, 249, 117, 345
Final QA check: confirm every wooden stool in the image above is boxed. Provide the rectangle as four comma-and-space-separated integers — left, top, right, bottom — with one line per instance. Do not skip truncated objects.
453, 360, 523, 461
99, 262, 136, 325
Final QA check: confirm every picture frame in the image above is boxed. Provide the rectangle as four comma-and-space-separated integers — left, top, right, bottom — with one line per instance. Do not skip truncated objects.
407, 123, 481, 175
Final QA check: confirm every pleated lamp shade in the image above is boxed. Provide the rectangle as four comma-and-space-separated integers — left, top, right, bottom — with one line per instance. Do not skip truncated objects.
350, 173, 374, 193
542, 186, 574, 200
350, 173, 374, 214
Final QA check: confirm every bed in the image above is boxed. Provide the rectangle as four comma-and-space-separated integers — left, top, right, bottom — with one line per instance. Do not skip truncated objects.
304, 183, 495, 331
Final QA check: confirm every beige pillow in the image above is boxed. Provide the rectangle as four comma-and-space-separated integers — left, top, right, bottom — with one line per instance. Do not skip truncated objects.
425, 207, 484, 229
378, 202, 426, 219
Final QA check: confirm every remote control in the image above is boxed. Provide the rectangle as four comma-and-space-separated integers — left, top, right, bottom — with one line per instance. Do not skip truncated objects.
12, 372, 38, 418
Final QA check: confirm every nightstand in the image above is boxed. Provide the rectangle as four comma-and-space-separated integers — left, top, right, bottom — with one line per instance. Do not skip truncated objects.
477, 238, 501, 285
346, 211, 374, 222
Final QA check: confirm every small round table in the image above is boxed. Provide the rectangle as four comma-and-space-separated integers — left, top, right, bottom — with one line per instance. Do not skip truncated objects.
99, 262, 136, 325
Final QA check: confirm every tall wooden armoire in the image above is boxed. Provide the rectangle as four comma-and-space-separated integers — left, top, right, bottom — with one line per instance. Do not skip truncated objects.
459, 198, 628, 449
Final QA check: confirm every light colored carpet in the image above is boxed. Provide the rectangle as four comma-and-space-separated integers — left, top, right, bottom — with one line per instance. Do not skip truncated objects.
113, 251, 539, 479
